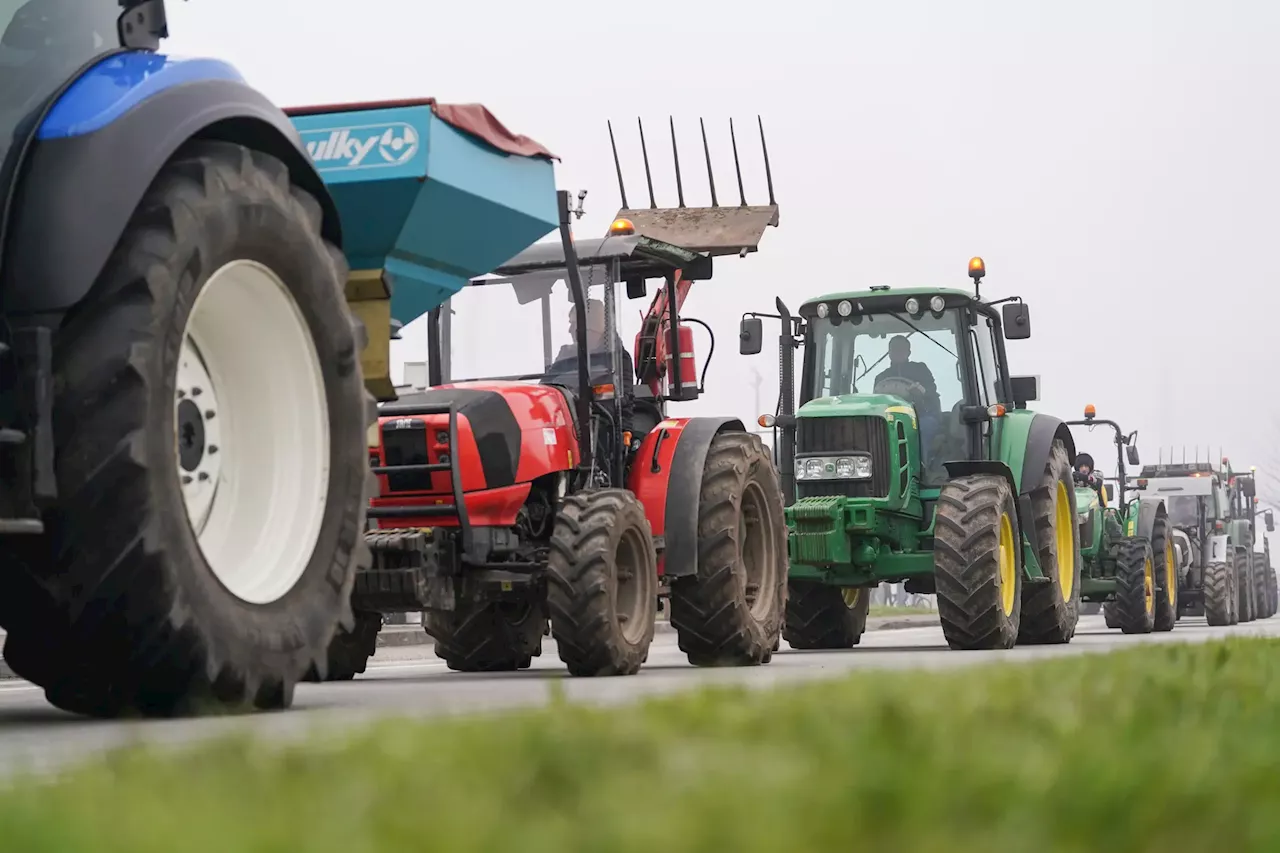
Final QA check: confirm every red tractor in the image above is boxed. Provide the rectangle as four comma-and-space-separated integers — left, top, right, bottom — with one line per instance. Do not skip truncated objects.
314, 119, 787, 679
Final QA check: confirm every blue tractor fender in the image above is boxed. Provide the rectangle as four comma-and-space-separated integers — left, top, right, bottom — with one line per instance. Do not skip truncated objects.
2, 51, 339, 316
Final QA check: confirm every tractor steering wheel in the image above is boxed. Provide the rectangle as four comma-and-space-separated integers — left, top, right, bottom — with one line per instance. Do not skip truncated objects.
873, 375, 928, 403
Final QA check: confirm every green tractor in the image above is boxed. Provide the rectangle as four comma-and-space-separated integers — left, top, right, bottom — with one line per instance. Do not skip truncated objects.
1064, 409, 1177, 634
1221, 461, 1276, 620
739, 257, 1082, 651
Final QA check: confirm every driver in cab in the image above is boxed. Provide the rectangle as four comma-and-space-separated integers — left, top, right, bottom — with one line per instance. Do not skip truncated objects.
1074, 453, 1106, 505
875, 335, 940, 412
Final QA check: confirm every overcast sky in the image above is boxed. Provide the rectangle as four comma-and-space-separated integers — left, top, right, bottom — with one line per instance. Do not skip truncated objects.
167, 0, 1280, 497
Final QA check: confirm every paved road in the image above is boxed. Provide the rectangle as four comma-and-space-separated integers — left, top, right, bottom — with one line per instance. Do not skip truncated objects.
0, 613, 1276, 779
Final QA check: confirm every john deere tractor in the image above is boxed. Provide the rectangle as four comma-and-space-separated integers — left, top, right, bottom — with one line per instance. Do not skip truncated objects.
740, 257, 1082, 651
1064, 409, 1176, 634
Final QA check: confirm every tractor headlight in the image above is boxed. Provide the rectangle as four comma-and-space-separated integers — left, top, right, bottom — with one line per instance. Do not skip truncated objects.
930, 295, 946, 312
797, 454, 872, 481
904, 297, 920, 315
816, 302, 830, 319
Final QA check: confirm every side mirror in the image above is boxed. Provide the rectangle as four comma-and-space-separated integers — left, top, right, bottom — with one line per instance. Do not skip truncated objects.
1104, 484, 1115, 504
739, 316, 763, 355
1002, 303, 1031, 340
1243, 478, 1257, 498
626, 277, 646, 300
1267, 510, 1275, 532
1126, 445, 1140, 466
1010, 375, 1039, 406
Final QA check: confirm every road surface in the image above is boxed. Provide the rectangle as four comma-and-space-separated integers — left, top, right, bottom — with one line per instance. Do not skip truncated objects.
0, 614, 1275, 779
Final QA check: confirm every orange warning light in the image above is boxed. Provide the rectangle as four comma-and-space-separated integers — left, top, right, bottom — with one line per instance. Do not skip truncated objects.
1084, 404, 1096, 419
609, 218, 635, 236
968, 256, 986, 279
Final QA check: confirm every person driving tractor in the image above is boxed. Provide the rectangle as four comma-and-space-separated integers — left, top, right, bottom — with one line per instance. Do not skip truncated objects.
875, 335, 940, 411
546, 297, 635, 431
1074, 452, 1106, 503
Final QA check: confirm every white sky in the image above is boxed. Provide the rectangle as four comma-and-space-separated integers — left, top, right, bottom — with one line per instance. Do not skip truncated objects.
165, 0, 1280, 499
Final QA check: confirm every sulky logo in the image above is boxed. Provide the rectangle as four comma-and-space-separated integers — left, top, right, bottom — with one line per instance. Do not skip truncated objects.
303, 122, 420, 170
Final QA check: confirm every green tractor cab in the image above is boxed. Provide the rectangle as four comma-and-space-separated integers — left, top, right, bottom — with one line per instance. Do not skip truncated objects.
1065, 410, 1177, 634
741, 258, 1082, 651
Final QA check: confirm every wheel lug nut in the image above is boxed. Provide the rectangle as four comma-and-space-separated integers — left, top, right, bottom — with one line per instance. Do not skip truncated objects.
181, 475, 193, 485
205, 410, 215, 419
198, 472, 209, 481
208, 445, 218, 454
177, 390, 186, 399
191, 387, 202, 396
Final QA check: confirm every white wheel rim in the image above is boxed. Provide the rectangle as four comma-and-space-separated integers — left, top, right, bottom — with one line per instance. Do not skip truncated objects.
176, 259, 330, 605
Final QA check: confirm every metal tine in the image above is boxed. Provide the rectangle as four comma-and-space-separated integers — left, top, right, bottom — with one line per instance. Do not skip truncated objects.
637, 118, 656, 208
700, 118, 718, 207
607, 120, 628, 209
730, 118, 747, 206
758, 115, 776, 206
669, 116, 685, 208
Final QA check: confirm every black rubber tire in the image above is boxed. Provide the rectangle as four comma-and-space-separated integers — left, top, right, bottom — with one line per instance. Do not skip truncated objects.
670, 432, 787, 667
1018, 439, 1081, 645
1203, 561, 1234, 627
1251, 552, 1270, 620
547, 489, 657, 676
1103, 601, 1121, 628
1236, 549, 1256, 623
1112, 537, 1155, 634
933, 473, 1022, 650
304, 611, 382, 682
0, 141, 373, 718
1151, 515, 1177, 633
782, 581, 871, 649
425, 597, 547, 672
1263, 555, 1278, 619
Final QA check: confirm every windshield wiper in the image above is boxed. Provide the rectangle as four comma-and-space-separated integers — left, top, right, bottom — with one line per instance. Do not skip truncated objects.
885, 312, 955, 358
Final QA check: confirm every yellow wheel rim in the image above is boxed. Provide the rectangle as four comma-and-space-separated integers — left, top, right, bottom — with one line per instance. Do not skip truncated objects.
842, 588, 861, 609
1055, 481, 1075, 601
998, 511, 1016, 617
1143, 557, 1154, 615
1165, 540, 1177, 609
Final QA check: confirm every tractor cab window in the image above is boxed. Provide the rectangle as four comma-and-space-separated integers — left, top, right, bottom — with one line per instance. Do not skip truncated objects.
969, 312, 1003, 406
1166, 495, 1201, 529
808, 307, 969, 484
428, 267, 636, 390
0, 1, 124, 212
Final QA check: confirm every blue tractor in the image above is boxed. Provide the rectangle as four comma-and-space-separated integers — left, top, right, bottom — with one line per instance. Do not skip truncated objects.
0, 0, 558, 716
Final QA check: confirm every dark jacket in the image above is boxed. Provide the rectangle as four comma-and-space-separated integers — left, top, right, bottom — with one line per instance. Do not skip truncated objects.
874, 360, 940, 412
545, 334, 635, 429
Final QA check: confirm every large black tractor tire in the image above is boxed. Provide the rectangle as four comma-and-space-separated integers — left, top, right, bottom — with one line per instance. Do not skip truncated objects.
1262, 555, 1279, 619
1151, 515, 1178, 633
670, 432, 787, 667
1236, 549, 1256, 623
1018, 439, 1081, 645
1251, 552, 1271, 620
304, 611, 383, 682
0, 141, 374, 717
547, 489, 657, 676
782, 581, 871, 649
425, 597, 548, 672
933, 473, 1022, 650
1112, 537, 1156, 634
1203, 561, 1234, 627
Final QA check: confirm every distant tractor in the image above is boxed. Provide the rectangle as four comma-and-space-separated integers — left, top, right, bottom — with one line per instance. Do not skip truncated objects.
740, 257, 1083, 652
1132, 460, 1241, 625
1221, 461, 1276, 620
1065, 409, 1175, 634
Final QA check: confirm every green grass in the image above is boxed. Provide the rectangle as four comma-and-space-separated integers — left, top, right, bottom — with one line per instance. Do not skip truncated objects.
4, 639, 1280, 852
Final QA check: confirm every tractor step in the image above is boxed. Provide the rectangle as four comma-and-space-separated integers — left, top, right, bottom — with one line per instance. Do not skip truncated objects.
0, 518, 43, 535
0, 428, 25, 445
1024, 575, 1052, 586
